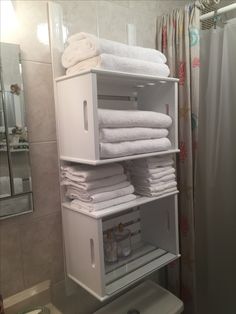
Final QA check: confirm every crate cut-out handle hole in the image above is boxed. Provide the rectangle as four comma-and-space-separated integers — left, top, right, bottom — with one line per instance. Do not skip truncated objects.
90, 238, 95, 268
83, 100, 88, 131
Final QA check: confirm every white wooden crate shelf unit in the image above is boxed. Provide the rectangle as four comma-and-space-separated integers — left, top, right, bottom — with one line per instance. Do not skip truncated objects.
55, 69, 179, 165
55, 69, 180, 300
62, 194, 180, 301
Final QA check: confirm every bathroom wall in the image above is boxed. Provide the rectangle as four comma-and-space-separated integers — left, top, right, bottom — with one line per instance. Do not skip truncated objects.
0, 0, 189, 312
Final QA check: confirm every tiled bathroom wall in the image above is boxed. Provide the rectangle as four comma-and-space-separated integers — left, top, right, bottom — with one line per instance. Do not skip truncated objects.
0, 0, 189, 312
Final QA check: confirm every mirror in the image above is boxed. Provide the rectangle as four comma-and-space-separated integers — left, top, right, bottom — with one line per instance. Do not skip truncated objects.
0, 42, 33, 219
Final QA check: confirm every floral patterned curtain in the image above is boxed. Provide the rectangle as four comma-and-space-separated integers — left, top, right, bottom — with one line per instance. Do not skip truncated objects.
157, 4, 200, 314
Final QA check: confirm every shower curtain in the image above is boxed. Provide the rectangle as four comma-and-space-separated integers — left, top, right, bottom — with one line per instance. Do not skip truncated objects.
195, 18, 236, 314
157, 5, 200, 314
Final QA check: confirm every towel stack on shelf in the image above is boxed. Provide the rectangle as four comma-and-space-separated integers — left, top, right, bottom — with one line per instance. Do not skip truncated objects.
98, 109, 172, 158
61, 163, 136, 211
62, 32, 170, 77
128, 156, 177, 197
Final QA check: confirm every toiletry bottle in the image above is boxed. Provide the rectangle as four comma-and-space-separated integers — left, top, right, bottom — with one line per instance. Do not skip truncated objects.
115, 223, 132, 258
104, 229, 118, 263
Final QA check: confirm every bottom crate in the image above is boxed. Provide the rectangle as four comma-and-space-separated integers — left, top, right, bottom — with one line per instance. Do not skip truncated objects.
62, 194, 180, 300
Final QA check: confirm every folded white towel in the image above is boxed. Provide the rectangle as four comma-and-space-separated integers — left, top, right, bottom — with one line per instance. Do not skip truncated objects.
131, 156, 174, 169
100, 138, 172, 158
131, 167, 175, 180
136, 187, 178, 197
61, 163, 123, 182
62, 32, 167, 68
98, 109, 172, 129
131, 165, 174, 175
62, 173, 128, 191
66, 54, 170, 77
100, 127, 169, 143
132, 174, 176, 186
135, 181, 177, 194
71, 193, 137, 211
66, 184, 134, 203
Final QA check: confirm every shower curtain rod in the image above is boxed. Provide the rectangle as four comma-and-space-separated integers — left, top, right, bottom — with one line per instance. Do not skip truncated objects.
200, 3, 236, 21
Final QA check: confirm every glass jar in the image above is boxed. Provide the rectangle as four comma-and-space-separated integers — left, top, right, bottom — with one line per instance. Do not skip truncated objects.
115, 223, 132, 258
103, 229, 118, 263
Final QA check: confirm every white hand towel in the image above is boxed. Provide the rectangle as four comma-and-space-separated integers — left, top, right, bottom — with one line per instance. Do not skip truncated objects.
131, 156, 174, 169
135, 187, 178, 197
66, 184, 135, 203
62, 32, 167, 68
62, 174, 127, 191
71, 193, 137, 211
61, 163, 123, 182
131, 167, 175, 180
98, 109, 172, 129
100, 127, 169, 143
66, 54, 170, 77
100, 138, 172, 158
132, 174, 176, 186
131, 165, 174, 175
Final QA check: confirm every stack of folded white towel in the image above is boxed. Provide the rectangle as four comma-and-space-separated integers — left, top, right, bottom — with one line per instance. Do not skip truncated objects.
98, 109, 172, 158
128, 156, 177, 197
62, 32, 170, 77
61, 163, 136, 211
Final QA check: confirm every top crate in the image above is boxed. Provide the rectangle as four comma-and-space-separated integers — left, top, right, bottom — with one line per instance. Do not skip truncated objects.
55, 69, 179, 165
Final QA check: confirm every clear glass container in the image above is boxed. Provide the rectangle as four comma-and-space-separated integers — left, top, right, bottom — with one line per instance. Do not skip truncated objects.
115, 223, 132, 258
103, 229, 118, 263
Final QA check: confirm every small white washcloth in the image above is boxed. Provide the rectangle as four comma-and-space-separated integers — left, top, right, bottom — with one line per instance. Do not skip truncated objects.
132, 167, 175, 181
131, 156, 174, 169
66, 54, 170, 77
71, 193, 137, 211
98, 109, 172, 129
100, 127, 169, 143
66, 184, 134, 203
100, 138, 172, 158
61, 174, 127, 191
62, 32, 167, 68
61, 163, 123, 182
135, 181, 177, 194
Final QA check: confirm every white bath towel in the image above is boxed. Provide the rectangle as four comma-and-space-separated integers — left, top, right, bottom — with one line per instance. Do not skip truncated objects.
100, 138, 172, 158
62, 32, 167, 68
131, 167, 175, 180
71, 193, 137, 211
61, 163, 123, 182
66, 54, 170, 77
66, 184, 134, 203
135, 180, 177, 194
98, 109, 172, 129
62, 173, 127, 191
100, 127, 169, 143
131, 156, 174, 168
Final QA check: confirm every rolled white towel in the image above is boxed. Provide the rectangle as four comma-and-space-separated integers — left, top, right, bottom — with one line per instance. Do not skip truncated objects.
100, 127, 168, 143
66, 184, 135, 203
61, 163, 123, 182
98, 109, 172, 129
71, 193, 137, 211
100, 138, 172, 159
62, 32, 167, 68
66, 53, 170, 77
61, 173, 128, 191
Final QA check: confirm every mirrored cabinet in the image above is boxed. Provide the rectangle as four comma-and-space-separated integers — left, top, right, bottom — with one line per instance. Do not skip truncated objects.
0, 42, 33, 219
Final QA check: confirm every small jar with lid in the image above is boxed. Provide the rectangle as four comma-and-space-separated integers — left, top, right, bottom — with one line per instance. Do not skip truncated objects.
115, 223, 132, 258
103, 229, 118, 263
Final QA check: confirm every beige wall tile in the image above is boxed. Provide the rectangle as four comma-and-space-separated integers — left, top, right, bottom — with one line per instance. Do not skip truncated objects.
29, 141, 61, 218
22, 60, 56, 143
14, 1, 51, 63
20, 212, 64, 288
0, 223, 24, 298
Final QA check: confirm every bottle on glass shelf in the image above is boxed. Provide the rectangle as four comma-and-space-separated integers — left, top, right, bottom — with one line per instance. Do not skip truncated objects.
103, 229, 118, 263
115, 223, 132, 258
